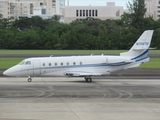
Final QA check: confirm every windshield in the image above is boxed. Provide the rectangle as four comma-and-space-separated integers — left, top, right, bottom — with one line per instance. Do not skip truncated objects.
18, 61, 25, 65
25, 61, 31, 65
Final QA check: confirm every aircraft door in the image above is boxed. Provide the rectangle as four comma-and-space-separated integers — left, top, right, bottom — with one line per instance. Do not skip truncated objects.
106, 58, 108, 64
33, 60, 41, 76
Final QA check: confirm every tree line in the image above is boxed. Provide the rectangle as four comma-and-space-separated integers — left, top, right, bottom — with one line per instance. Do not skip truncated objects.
0, 0, 160, 50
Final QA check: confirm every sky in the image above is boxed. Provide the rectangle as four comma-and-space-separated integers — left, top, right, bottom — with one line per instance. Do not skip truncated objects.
67, 0, 130, 9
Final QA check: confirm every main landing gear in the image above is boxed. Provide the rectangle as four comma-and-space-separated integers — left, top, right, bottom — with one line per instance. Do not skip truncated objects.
28, 76, 32, 82
27, 76, 92, 83
85, 77, 92, 83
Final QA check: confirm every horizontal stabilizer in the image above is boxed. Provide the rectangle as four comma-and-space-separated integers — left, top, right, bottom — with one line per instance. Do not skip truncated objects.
132, 48, 148, 51
149, 47, 157, 50
133, 47, 157, 51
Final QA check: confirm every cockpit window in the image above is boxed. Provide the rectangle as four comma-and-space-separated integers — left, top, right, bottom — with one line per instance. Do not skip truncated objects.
25, 61, 31, 65
18, 61, 25, 65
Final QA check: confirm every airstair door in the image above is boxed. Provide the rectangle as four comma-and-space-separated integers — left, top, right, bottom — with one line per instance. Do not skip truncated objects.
106, 57, 108, 64
33, 60, 41, 76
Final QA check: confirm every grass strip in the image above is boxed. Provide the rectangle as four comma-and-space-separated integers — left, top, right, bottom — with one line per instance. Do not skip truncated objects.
138, 58, 160, 68
0, 50, 159, 54
0, 58, 24, 69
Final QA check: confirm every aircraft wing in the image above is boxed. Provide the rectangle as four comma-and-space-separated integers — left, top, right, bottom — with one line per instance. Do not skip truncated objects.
64, 71, 110, 77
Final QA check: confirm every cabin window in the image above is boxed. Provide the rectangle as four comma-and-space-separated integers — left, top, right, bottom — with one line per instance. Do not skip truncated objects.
61, 62, 63, 66
67, 62, 69, 65
55, 63, 57, 66
49, 63, 51, 66
25, 61, 31, 65
43, 63, 45, 66
73, 62, 76, 65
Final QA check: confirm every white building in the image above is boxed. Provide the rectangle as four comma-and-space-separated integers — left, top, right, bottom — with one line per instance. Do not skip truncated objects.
145, 0, 158, 20
145, 0, 160, 20
0, 0, 9, 18
0, 0, 65, 20
64, 2, 124, 23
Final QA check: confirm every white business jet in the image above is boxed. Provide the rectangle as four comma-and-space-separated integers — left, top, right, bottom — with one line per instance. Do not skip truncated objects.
3, 30, 154, 83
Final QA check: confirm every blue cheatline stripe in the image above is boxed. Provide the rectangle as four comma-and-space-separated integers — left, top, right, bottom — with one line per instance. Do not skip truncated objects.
131, 49, 149, 60
39, 62, 132, 70
41, 63, 107, 70
18, 62, 133, 72
135, 56, 149, 62
107, 62, 131, 66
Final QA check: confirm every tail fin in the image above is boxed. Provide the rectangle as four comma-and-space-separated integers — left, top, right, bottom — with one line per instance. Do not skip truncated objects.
120, 30, 154, 60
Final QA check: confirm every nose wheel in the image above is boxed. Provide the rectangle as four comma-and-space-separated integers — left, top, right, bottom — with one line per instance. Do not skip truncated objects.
28, 77, 32, 82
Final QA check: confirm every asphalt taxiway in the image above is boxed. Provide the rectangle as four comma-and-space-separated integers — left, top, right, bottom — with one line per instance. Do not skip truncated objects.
0, 77, 160, 120
0, 52, 160, 119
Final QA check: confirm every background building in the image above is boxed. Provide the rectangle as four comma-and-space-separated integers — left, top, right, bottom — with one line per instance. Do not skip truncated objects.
1, 0, 160, 22
0, 0, 9, 18
0, 0, 65, 19
145, 0, 160, 20
145, 0, 157, 20
64, 2, 124, 23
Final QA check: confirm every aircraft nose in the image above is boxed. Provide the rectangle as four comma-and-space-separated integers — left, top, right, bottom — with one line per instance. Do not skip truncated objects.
3, 68, 15, 76
3, 65, 23, 77
3, 69, 10, 76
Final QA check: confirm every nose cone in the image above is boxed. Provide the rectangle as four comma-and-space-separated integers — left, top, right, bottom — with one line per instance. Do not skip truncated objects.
3, 69, 12, 76
3, 70, 7, 76
3, 66, 19, 76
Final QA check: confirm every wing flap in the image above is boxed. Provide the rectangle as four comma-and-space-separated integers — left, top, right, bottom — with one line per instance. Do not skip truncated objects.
64, 71, 110, 77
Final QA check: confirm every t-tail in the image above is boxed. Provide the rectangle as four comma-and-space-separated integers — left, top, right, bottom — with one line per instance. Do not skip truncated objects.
120, 30, 154, 65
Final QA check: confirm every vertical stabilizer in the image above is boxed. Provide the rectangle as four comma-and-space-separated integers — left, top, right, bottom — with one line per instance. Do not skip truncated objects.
120, 30, 154, 59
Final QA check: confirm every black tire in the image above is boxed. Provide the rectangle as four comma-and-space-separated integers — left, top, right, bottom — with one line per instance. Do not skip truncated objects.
86, 78, 92, 83
28, 78, 32, 82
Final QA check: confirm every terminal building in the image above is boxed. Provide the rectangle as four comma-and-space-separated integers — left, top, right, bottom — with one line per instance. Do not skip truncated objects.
64, 2, 124, 23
